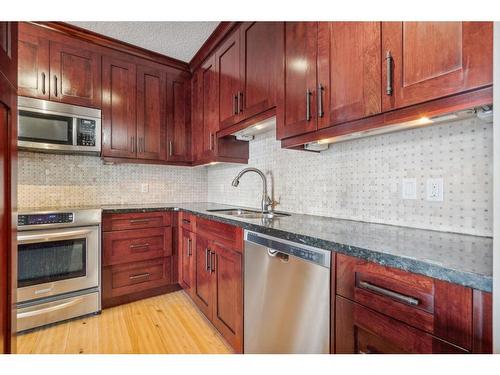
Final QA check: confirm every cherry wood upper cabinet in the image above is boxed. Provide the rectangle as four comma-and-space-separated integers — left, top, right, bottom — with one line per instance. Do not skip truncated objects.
166, 72, 191, 162
17, 28, 49, 100
190, 70, 203, 161
216, 32, 241, 129
101, 55, 137, 159
239, 22, 283, 122
201, 55, 218, 158
278, 22, 318, 139
49, 41, 101, 108
382, 22, 493, 111
317, 22, 382, 128
136, 65, 165, 160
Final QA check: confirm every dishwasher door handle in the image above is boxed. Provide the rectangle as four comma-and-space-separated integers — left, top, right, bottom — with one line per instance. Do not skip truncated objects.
267, 249, 289, 262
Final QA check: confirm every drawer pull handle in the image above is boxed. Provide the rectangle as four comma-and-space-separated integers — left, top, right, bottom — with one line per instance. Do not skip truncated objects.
129, 272, 151, 280
358, 280, 419, 306
129, 243, 150, 249
182, 219, 191, 224
129, 219, 151, 224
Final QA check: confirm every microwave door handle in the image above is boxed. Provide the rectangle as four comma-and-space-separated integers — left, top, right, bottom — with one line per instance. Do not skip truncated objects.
72, 117, 78, 146
18, 229, 94, 244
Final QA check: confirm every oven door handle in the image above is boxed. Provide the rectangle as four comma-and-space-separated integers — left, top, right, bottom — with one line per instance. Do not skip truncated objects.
17, 297, 84, 319
18, 229, 95, 244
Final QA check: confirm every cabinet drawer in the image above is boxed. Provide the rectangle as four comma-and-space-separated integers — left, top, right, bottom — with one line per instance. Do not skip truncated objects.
335, 296, 467, 354
103, 227, 172, 266
103, 211, 171, 231
196, 216, 243, 252
180, 212, 196, 231
336, 254, 472, 350
103, 257, 171, 299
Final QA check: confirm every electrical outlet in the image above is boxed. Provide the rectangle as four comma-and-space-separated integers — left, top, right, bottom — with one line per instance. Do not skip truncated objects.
402, 178, 417, 200
426, 178, 443, 202
140, 183, 149, 193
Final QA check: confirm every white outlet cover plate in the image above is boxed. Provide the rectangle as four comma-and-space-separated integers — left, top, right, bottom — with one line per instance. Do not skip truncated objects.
402, 178, 417, 200
426, 178, 444, 202
141, 183, 149, 193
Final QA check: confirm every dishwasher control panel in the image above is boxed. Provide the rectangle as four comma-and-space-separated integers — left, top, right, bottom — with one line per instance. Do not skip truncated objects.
245, 231, 330, 267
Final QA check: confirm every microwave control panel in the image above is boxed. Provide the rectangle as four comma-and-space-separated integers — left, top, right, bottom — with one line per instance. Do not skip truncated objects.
76, 118, 96, 147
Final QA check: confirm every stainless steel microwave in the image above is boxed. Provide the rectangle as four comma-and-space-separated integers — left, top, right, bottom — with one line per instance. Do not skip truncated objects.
18, 96, 101, 155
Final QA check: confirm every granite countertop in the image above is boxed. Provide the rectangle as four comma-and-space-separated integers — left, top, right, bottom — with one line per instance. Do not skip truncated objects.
97, 202, 493, 292
21, 202, 492, 292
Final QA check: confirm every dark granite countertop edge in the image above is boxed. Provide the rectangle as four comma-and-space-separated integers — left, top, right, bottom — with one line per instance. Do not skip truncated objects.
101, 205, 493, 292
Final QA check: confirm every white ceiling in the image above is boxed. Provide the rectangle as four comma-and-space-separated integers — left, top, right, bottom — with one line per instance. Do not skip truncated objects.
68, 22, 220, 62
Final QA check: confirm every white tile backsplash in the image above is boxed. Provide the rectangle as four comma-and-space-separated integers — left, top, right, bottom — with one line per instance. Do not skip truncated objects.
17, 152, 208, 208
18, 116, 492, 236
207, 117, 493, 236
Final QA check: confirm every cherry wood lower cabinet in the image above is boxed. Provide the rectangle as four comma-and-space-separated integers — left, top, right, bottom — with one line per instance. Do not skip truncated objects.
182, 216, 244, 353
102, 212, 176, 308
334, 254, 492, 354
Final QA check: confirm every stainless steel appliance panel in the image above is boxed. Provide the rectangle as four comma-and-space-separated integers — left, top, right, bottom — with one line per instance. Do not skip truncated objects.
17, 225, 99, 303
244, 231, 331, 354
17, 291, 99, 332
17, 96, 101, 154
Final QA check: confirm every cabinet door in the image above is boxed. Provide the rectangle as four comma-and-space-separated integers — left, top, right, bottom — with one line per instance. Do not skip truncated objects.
201, 55, 218, 158
216, 32, 240, 129
0, 21, 17, 354
211, 241, 243, 353
136, 64, 165, 161
382, 22, 493, 111
17, 29, 49, 99
278, 22, 318, 139
179, 229, 195, 291
49, 41, 101, 108
239, 22, 283, 121
101, 55, 137, 158
166, 72, 191, 162
193, 233, 212, 320
317, 22, 381, 128
335, 296, 467, 354
191, 70, 203, 161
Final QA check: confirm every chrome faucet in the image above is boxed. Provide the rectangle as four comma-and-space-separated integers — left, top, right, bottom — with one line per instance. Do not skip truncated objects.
231, 167, 273, 213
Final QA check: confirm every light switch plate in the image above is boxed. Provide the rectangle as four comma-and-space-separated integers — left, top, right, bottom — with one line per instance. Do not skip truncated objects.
426, 178, 444, 201
402, 178, 417, 200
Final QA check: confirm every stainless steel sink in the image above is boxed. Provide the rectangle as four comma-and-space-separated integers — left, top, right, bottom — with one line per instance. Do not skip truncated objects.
206, 208, 290, 220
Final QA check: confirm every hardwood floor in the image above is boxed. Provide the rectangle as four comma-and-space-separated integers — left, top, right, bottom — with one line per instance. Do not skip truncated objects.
17, 290, 233, 354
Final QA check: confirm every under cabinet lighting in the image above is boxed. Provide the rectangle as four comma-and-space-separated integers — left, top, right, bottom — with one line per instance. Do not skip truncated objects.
311, 107, 487, 149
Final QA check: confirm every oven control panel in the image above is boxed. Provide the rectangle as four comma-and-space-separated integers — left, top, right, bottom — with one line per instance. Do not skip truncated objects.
18, 212, 74, 226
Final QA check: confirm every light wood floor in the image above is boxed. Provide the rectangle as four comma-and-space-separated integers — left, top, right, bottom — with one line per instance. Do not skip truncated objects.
17, 290, 233, 354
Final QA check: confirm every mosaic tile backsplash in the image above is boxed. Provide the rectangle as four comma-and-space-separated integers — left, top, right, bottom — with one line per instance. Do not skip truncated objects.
18, 116, 492, 236
18, 152, 208, 209
207, 117, 493, 236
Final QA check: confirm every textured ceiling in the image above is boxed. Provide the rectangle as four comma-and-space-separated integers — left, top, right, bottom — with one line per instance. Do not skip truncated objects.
68, 22, 220, 62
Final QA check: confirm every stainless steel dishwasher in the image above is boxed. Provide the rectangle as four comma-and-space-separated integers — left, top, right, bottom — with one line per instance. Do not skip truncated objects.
244, 230, 331, 354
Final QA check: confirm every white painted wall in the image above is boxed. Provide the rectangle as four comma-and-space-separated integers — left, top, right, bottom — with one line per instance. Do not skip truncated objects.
493, 22, 500, 353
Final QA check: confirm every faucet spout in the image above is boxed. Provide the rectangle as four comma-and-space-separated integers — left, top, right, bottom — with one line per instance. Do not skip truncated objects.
231, 167, 272, 213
